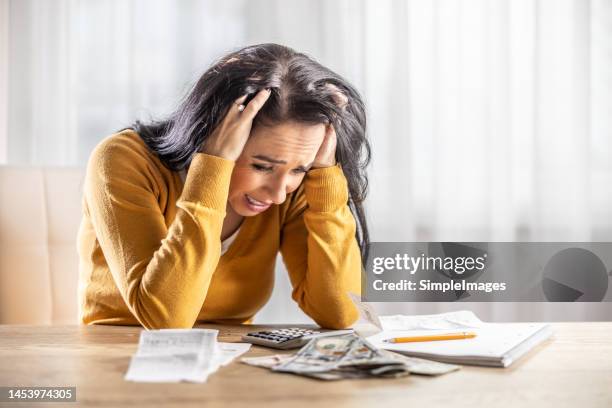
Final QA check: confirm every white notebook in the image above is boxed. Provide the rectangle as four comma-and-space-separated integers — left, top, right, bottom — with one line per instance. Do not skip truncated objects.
348, 296, 554, 368
367, 322, 552, 367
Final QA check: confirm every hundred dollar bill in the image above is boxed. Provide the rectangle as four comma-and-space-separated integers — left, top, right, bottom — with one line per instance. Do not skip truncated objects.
272, 334, 410, 380
242, 341, 459, 380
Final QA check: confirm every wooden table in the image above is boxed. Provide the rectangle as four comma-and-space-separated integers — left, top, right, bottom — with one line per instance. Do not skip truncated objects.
0, 323, 610, 408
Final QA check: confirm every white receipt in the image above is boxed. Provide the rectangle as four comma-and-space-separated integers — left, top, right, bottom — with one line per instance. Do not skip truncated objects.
379, 310, 484, 331
135, 329, 218, 356
348, 293, 482, 332
348, 293, 383, 329
124, 329, 251, 383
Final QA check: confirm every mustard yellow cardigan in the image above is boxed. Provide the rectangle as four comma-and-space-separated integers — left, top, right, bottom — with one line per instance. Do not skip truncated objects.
77, 130, 361, 329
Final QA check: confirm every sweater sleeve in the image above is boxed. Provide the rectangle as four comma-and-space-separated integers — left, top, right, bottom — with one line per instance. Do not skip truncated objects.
84, 137, 234, 329
279, 164, 361, 329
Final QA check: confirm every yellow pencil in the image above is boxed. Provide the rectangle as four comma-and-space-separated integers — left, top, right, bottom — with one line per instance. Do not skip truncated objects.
383, 332, 477, 343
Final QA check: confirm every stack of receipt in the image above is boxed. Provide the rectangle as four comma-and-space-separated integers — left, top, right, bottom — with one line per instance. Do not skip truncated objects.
125, 329, 251, 383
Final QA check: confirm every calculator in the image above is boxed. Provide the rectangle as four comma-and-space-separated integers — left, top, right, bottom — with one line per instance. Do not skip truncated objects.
241, 327, 354, 349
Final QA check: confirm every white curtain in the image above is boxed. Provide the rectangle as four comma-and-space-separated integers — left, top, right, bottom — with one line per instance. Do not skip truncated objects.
1, 0, 611, 323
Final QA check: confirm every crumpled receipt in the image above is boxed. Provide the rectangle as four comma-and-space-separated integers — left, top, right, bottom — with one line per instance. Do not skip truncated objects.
379, 310, 484, 331
349, 293, 483, 333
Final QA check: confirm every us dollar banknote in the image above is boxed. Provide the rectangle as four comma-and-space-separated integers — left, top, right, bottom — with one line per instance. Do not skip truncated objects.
241, 334, 459, 380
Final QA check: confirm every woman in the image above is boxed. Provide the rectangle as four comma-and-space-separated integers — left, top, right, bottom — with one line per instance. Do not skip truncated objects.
78, 43, 371, 329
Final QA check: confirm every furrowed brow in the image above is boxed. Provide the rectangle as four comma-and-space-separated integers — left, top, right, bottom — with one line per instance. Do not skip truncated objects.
252, 154, 287, 164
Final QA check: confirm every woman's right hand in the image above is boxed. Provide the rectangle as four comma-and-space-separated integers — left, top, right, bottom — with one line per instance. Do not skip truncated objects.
200, 88, 272, 161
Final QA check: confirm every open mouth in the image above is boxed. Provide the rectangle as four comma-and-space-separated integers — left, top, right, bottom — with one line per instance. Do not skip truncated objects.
245, 194, 271, 211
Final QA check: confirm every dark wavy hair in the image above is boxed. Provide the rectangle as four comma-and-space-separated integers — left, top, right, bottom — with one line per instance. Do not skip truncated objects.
130, 43, 371, 264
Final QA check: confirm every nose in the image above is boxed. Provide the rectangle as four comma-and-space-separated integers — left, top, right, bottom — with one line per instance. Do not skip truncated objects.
265, 176, 289, 205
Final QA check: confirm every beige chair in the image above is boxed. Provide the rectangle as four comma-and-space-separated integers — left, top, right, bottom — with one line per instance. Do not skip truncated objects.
0, 166, 84, 324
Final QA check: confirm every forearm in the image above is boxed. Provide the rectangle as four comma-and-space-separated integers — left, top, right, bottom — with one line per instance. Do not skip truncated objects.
283, 164, 361, 329
297, 207, 362, 328
88, 152, 233, 329
124, 204, 225, 329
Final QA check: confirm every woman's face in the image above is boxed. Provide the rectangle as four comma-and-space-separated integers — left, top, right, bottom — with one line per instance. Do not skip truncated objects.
228, 121, 326, 216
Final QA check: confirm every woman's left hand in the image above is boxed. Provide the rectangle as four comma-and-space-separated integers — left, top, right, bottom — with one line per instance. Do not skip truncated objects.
311, 124, 337, 169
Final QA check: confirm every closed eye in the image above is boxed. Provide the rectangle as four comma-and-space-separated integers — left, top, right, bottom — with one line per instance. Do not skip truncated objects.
252, 163, 273, 172
251, 163, 308, 174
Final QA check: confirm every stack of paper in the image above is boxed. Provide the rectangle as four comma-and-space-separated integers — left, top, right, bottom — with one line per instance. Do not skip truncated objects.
124, 329, 251, 383
349, 295, 553, 368
368, 316, 552, 367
